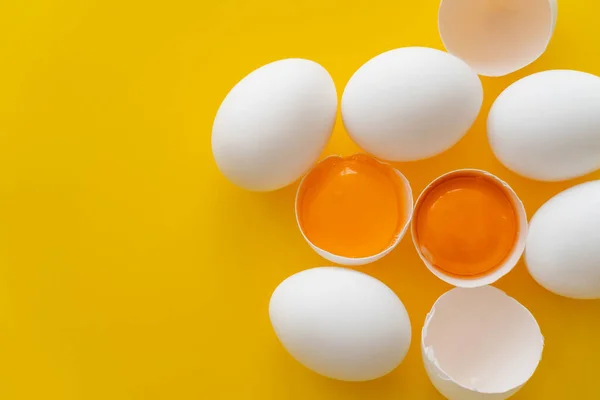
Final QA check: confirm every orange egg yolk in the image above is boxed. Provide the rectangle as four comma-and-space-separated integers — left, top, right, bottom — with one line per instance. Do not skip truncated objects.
297, 154, 408, 258
414, 174, 518, 277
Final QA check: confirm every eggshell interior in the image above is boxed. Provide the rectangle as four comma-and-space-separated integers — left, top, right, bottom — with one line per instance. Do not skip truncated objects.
422, 286, 544, 399
439, 0, 557, 77
295, 155, 413, 266
412, 169, 527, 288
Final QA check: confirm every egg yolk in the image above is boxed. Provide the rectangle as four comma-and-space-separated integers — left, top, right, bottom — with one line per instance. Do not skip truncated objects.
414, 174, 518, 277
297, 154, 408, 258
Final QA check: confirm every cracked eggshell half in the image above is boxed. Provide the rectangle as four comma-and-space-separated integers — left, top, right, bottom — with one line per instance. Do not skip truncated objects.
269, 267, 412, 381
422, 286, 544, 400
488, 70, 600, 182
439, 0, 557, 76
212, 58, 337, 191
341, 47, 483, 162
295, 154, 413, 266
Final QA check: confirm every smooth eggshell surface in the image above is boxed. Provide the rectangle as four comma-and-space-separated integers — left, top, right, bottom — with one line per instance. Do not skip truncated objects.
526, 180, 600, 299
341, 47, 483, 162
488, 70, 600, 182
212, 59, 337, 191
269, 267, 411, 381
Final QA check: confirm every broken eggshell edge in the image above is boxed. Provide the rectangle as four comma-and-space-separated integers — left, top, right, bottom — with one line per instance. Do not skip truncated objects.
421, 286, 544, 400
411, 169, 528, 288
295, 154, 414, 266
438, 0, 558, 77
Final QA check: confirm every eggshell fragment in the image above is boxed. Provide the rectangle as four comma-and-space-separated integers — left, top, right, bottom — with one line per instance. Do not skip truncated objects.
295, 155, 414, 266
439, 0, 557, 76
422, 286, 544, 400
212, 58, 337, 191
526, 180, 600, 299
412, 169, 527, 288
488, 70, 600, 182
269, 267, 412, 381
341, 47, 483, 162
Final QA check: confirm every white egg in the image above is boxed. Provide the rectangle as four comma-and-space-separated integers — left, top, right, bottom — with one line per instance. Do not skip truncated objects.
269, 267, 411, 381
212, 59, 337, 191
526, 180, 600, 299
341, 47, 483, 161
488, 70, 600, 182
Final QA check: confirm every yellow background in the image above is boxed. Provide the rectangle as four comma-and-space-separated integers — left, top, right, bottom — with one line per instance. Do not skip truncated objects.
0, 0, 599, 398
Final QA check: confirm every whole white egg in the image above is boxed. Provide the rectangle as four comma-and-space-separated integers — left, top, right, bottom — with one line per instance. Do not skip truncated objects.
212, 59, 337, 191
526, 180, 600, 299
341, 47, 483, 161
488, 70, 600, 182
269, 267, 411, 381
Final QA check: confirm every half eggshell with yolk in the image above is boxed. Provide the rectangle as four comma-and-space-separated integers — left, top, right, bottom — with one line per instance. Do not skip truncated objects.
296, 154, 413, 266
412, 169, 527, 287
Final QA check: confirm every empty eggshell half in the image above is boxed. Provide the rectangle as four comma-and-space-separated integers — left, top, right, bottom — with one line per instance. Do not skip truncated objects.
422, 286, 544, 400
341, 47, 483, 162
295, 154, 414, 266
488, 70, 600, 182
270, 267, 412, 381
412, 170, 527, 288
439, 0, 557, 76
